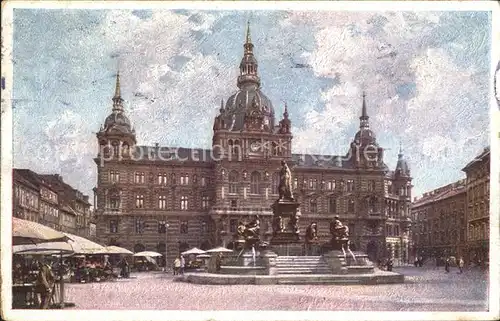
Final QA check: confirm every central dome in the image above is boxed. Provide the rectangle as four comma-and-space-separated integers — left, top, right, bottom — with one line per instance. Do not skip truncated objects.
103, 111, 133, 134
222, 87, 275, 131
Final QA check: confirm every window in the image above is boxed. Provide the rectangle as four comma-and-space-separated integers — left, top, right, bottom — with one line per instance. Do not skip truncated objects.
135, 219, 144, 234
109, 190, 120, 209
158, 195, 167, 209
293, 177, 298, 189
230, 219, 238, 233
180, 220, 188, 234
229, 171, 239, 194
112, 142, 120, 157
135, 195, 144, 208
135, 172, 145, 184
230, 199, 237, 209
309, 199, 318, 213
395, 225, 400, 236
109, 220, 118, 233
327, 180, 336, 191
109, 170, 120, 183
328, 197, 337, 213
158, 221, 166, 234
158, 173, 168, 185
271, 173, 279, 194
171, 173, 176, 185
346, 179, 354, 192
368, 180, 376, 192
180, 196, 188, 210
202, 196, 210, 209
347, 199, 355, 213
250, 172, 261, 194
180, 174, 189, 185
369, 197, 378, 213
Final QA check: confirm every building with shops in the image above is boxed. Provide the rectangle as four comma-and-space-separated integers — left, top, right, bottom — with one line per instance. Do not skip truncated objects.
12, 168, 96, 239
94, 24, 412, 266
410, 180, 467, 261
462, 147, 490, 265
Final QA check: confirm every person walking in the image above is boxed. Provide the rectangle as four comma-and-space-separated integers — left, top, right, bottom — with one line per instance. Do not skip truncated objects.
180, 255, 185, 275
445, 257, 450, 273
458, 257, 464, 274
173, 257, 181, 276
34, 258, 55, 309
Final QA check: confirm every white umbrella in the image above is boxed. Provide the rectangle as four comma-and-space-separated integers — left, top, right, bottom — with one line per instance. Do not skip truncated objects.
104, 245, 133, 255
133, 251, 163, 257
62, 232, 105, 255
181, 247, 206, 255
206, 246, 233, 253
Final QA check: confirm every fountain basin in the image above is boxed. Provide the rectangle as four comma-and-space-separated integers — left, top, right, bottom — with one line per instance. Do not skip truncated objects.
176, 270, 405, 285
219, 266, 267, 275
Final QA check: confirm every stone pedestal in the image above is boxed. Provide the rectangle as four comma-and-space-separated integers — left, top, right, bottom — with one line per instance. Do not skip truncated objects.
323, 251, 348, 274
260, 250, 278, 275
270, 199, 301, 245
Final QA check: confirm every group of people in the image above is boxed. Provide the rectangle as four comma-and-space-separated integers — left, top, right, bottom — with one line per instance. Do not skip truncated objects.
444, 256, 465, 273
173, 255, 186, 275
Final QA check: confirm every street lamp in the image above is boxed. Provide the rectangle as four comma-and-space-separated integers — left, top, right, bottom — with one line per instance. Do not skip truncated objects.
164, 223, 170, 272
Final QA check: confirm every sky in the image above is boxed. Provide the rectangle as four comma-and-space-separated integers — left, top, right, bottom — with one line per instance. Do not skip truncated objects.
11, 9, 491, 202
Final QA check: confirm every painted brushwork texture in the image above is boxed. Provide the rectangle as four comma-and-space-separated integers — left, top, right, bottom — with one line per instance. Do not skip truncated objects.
12, 10, 490, 198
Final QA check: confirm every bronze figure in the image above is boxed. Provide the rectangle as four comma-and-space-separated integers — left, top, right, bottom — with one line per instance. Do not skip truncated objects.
278, 161, 294, 201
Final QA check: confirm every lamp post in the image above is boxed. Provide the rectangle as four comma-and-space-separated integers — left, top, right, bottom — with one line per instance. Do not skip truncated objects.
164, 222, 170, 272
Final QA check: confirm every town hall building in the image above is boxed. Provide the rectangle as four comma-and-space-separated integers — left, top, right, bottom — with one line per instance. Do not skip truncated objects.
93, 24, 413, 266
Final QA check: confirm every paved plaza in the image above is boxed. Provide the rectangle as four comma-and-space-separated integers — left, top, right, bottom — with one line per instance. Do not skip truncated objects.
64, 267, 489, 311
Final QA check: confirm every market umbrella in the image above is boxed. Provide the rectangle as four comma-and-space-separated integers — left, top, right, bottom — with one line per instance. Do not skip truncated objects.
13, 241, 74, 255
12, 217, 68, 245
181, 247, 206, 256
205, 246, 233, 253
104, 245, 133, 255
62, 232, 105, 255
133, 251, 163, 257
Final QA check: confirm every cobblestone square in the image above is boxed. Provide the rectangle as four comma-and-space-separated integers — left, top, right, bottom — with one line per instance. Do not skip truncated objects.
65, 267, 488, 311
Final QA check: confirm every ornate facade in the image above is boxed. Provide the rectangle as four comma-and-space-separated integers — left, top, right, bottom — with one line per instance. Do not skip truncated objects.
12, 169, 95, 239
462, 147, 490, 265
410, 180, 467, 261
94, 24, 412, 266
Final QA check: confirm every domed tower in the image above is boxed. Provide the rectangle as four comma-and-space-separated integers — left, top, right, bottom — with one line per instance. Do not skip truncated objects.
96, 71, 136, 160
394, 143, 411, 196
212, 21, 291, 161
348, 93, 384, 168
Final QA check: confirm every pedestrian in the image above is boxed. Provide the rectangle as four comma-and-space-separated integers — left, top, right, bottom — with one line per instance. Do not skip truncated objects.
215, 252, 223, 272
173, 257, 181, 275
386, 258, 393, 272
418, 256, 423, 267
445, 257, 450, 273
458, 257, 464, 274
34, 258, 55, 309
180, 255, 185, 275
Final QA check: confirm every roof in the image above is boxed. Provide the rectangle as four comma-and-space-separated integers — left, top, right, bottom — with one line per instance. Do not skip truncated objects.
462, 147, 490, 172
39, 174, 91, 206
14, 169, 56, 192
412, 180, 466, 208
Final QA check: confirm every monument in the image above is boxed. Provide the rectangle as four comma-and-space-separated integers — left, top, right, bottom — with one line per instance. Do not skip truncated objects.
270, 161, 302, 255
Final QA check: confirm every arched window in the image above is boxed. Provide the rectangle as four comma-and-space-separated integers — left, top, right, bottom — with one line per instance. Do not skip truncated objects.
309, 198, 318, 213
328, 197, 337, 213
348, 199, 355, 213
109, 189, 121, 210
134, 243, 145, 253
229, 171, 239, 194
271, 172, 279, 194
250, 172, 261, 194
112, 141, 120, 157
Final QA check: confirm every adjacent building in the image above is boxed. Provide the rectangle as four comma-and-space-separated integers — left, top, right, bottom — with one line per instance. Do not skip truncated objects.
462, 147, 490, 265
94, 24, 412, 266
410, 180, 467, 261
12, 169, 94, 239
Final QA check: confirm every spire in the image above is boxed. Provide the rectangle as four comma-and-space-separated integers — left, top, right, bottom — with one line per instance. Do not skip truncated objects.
398, 141, 403, 158
246, 19, 251, 44
359, 91, 369, 130
112, 71, 124, 112
283, 102, 289, 119
219, 98, 225, 113
237, 20, 260, 89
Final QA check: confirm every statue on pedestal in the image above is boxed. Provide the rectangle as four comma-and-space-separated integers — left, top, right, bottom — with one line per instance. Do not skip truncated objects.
305, 222, 318, 244
330, 216, 356, 262
278, 161, 294, 201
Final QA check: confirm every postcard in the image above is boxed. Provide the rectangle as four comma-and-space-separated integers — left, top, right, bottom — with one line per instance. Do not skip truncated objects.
1, 1, 499, 321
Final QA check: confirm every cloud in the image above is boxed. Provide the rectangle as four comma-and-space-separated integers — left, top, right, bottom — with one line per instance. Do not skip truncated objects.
12, 10, 490, 199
